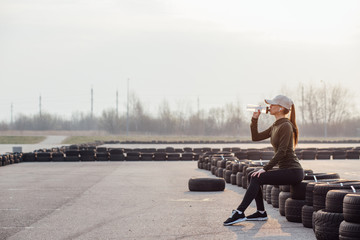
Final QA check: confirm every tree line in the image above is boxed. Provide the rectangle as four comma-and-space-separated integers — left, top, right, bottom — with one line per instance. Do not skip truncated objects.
1, 83, 359, 137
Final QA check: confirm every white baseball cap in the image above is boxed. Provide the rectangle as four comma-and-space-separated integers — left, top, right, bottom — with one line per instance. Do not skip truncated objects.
265, 95, 293, 110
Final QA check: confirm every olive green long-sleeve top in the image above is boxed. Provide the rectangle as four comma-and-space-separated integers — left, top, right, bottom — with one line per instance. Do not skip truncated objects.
251, 117, 302, 171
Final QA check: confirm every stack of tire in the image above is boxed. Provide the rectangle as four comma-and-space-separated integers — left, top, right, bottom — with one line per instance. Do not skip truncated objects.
339, 193, 360, 239
80, 149, 95, 161
109, 148, 125, 161
346, 149, 360, 159
313, 182, 360, 239
65, 150, 80, 162
301, 149, 317, 160
52, 152, 64, 162
126, 151, 141, 161
96, 147, 109, 161
279, 185, 291, 216
285, 172, 339, 223
302, 178, 342, 228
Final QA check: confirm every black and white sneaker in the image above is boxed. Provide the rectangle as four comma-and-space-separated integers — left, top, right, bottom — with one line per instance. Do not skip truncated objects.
223, 210, 246, 226
246, 211, 268, 221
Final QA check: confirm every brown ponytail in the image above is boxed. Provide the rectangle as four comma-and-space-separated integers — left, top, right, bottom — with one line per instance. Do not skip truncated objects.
290, 104, 298, 147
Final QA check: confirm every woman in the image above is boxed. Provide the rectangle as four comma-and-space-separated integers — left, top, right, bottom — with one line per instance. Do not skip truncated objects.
223, 95, 304, 226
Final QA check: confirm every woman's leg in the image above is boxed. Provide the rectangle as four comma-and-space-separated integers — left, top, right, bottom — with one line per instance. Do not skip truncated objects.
237, 168, 303, 212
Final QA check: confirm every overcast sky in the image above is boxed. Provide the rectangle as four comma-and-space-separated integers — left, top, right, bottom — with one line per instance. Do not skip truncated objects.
0, 0, 359, 122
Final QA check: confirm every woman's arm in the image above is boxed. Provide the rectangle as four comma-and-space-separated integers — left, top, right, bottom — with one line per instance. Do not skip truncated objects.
250, 117, 271, 141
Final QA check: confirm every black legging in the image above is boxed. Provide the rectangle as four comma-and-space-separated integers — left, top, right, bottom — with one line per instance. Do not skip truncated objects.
237, 168, 304, 212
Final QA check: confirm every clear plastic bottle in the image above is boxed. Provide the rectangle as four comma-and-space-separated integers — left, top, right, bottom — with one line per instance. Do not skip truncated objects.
246, 104, 269, 114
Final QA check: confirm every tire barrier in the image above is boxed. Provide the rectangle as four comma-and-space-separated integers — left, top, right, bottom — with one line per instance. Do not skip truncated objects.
271, 185, 280, 208
4, 146, 358, 166
279, 191, 291, 216
188, 177, 225, 191
191, 148, 360, 239
339, 221, 360, 240
316, 150, 332, 160
285, 198, 306, 223
314, 209, 344, 240
80, 150, 95, 161
313, 182, 360, 211
343, 194, 360, 223
302, 204, 314, 228
313, 190, 360, 239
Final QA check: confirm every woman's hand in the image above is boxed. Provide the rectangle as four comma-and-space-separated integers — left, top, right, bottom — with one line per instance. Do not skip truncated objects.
251, 169, 266, 178
252, 110, 261, 119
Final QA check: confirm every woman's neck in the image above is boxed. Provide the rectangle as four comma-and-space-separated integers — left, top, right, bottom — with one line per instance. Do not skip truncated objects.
274, 113, 286, 121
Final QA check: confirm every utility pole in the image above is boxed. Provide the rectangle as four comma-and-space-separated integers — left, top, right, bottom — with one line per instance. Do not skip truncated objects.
126, 79, 129, 136
116, 89, 119, 118
39, 95, 42, 118
91, 87, 94, 118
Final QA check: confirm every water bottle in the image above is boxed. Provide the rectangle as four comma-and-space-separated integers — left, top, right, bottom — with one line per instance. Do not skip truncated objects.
246, 104, 269, 114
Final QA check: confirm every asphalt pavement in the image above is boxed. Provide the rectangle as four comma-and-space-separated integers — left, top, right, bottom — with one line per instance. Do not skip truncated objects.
1, 160, 359, 240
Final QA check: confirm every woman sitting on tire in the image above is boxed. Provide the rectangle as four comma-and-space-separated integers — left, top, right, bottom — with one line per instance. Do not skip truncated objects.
224, 95, 304, 226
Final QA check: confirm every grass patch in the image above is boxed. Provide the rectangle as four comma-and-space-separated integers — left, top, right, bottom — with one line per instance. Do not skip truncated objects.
0, 136, 46, 144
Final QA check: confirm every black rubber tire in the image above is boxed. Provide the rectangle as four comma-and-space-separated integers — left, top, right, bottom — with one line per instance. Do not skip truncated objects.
280, 185, 290, 192
242, 176, 247, 189
154, 152, 167, 161
305, 179, 343, 206
339, 221, 360, 240
266, 185, 273, 204
109, 148, 124, 154
247, 151, 261, 160
167, 153, 180, 161
224, 170, 232, 183
232, 163, 239, 174
346, 150, 360, 160
188, 178, 225, 191
211, 166, 216, 175
302, 205, 314, 228
285, 198, 306, 223
52, 152, 64, 162
304, 173, 340, 181
313, 183, 360, 211
230, 174, 237, 185
333, 150, 347, 159
271, 185, 280, 208
109, 154, 125, 161
279, 191, 291, 216
326, 190, 360, 213
290, 181, 309, 200
316, 151, 332, 160
343, 194, 360, 223
301, 150, 317, 160
181, 152, 194, 161
263, 184, 268, 201
218, 168, 224, 178
36, 152, 51, 162
314, 209, 344, 240
236, 172, 243, 187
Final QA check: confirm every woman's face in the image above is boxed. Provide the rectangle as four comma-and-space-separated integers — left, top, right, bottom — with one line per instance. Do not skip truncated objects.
269, 104, 282, 115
